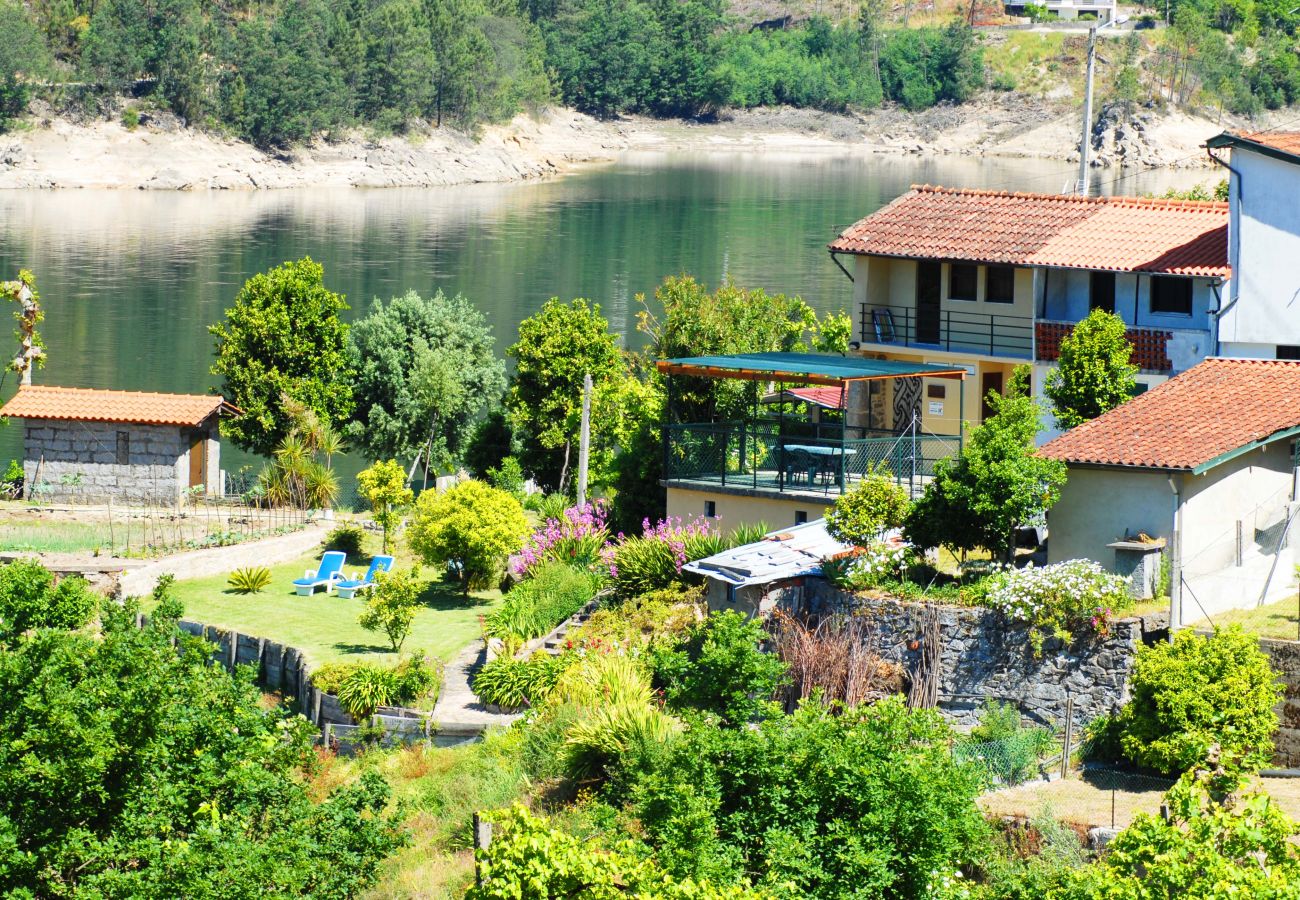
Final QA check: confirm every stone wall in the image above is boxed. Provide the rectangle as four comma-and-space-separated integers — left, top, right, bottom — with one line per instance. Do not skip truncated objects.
1261, 638, 1300, 768
23, 418, 187, 503
802, 583, 1147, 731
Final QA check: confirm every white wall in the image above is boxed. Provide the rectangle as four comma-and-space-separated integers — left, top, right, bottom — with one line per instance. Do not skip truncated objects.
1220, 148, 1300, 350
1048, 467, 1175, 565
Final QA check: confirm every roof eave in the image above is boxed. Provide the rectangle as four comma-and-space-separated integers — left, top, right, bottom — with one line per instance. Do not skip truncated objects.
1189, 424, 1300, 475
1206, 132, 1300, 167
823, 247, 1227, 279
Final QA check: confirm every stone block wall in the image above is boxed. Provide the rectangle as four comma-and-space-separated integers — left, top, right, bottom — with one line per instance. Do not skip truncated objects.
1261, 638, 1300, 767
23, 418, 186, 504
802, 583, 1144, 731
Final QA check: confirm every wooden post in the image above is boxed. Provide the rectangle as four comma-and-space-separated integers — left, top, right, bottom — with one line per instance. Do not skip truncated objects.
1060, 693, 1075, 779
228, 630, 239, 671
472, 812, 493, 886
577, 373, 592, 508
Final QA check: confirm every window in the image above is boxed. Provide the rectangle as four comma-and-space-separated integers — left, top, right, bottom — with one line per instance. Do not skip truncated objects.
795, 510, 809, 525
1150, 276, 1192, 315
948, 264, 977, 301
704, 500, 717, 518
115, 431, 129, 465
1090, 271, 1116, 313
986, 266, 1015, 304
1278, 345, 1300, 360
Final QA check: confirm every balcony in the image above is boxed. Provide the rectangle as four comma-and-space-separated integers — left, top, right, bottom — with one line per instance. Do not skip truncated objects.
1035, 321, 1206, 373
664, 419, 961, 501
860, 304, 1033, 359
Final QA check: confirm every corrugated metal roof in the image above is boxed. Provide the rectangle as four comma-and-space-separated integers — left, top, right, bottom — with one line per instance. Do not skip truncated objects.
657, 352, 968, 385
683, 519, 853, 587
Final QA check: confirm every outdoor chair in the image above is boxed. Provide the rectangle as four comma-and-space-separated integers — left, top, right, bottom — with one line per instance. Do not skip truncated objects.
783, 449, 812, 485
335, 555, 395, 600
292, 551, 346, 596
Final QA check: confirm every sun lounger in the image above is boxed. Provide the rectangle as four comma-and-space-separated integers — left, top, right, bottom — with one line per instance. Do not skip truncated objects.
335, 555, 395, 600
292, 551, 346, 596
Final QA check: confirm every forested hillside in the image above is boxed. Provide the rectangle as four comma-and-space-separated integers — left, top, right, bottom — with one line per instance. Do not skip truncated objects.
0, 0, 1296, 149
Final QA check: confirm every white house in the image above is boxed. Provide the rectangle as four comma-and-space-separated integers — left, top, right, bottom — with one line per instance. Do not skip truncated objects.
1206, 131, 1300, 361
1040, 358, 1300, 625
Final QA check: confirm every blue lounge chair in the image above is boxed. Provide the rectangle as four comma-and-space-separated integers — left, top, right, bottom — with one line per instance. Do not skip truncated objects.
335, 555, 395, 600
293, 551, 346, 596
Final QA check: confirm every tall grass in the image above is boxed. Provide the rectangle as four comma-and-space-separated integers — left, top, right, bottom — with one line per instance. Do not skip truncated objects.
485, 563, 600, 641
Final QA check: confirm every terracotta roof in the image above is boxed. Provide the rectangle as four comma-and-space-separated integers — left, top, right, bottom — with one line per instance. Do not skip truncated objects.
1207, 130, 1300, 163
829, 185, 1229, 277
0, 385, 234, 427
787, 386, 845, 409
1039, 359, 1300, 472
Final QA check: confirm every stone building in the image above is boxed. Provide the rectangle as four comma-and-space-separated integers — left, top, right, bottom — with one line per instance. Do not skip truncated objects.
0, 385, 235, 504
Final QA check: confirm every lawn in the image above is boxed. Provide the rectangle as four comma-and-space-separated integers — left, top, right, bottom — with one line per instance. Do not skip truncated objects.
159, 549, 503, 669
1191, 593, 1300, 642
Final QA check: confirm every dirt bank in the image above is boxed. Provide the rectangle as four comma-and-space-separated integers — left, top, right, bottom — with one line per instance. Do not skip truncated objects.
0, 96, 1236, 191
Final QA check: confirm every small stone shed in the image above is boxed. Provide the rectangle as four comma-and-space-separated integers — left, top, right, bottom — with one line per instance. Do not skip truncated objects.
683, 518, 853, 618
0, 385, 236, 504
1041, 358, 1300, 622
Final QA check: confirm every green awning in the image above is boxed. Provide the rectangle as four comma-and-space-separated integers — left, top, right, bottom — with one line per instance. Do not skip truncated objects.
656, 352, 968, 386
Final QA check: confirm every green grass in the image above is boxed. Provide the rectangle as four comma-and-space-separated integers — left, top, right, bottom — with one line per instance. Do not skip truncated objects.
1192, 594, 1300, 642
158, 551, 503, 668
0, 522, 112, 553
981, 32, 1075, 97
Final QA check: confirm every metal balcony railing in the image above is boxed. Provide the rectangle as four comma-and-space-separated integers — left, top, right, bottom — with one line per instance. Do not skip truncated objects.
664, 419, 961, 500
860, 303, 1034, 359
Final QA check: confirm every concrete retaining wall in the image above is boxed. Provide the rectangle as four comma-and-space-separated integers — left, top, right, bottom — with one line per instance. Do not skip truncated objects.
118, 523, 331, 597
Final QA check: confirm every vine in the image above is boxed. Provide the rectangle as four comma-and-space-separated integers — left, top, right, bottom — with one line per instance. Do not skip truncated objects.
4, 270, 43, 384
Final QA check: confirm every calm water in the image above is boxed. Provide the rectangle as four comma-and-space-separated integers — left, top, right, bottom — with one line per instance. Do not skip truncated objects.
0, 151, 1200, 471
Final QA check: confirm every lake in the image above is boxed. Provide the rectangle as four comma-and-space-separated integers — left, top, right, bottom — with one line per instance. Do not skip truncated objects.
0, 151, 1203, 473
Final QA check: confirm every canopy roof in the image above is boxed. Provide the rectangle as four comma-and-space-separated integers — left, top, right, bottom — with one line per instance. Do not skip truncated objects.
656, 352, 967, 386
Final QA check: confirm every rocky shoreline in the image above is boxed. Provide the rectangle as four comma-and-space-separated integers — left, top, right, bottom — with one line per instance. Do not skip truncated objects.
0, 97, 1234, 191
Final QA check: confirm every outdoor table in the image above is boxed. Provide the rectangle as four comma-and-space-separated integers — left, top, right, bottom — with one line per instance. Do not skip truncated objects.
782, 444, 843, 486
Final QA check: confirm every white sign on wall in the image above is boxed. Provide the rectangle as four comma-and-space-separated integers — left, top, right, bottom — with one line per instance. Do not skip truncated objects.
928, 401, 944, 415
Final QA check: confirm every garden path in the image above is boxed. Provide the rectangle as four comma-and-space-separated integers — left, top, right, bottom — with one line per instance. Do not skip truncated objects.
431, 641, 522, 734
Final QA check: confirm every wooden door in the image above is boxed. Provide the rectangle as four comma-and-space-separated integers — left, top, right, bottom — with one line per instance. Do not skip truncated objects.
981, 371, 1004, 423
915, 261, 942, 344
188, 432, 206, 489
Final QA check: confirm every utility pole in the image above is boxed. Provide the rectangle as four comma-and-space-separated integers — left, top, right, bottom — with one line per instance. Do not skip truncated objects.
1076, 16, 1128, 196
576, 373, 592, 507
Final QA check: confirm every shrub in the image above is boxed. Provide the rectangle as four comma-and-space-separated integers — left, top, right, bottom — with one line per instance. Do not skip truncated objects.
821, 542, 912, 591
465, 805, 768, 900
604, 515, 722, 600
825, 471, 910, 548
525, 491, 570, 522
486, 456, 526, 498
1, 458, 21, 499
227, 566, 272, 594
568, 585, 703, 650
623, 696, 988, 895
407, 480, 529, 592
358, 568, 422, 652
562, 700, 682, 780
770, 611, 902, 710
1116, 626, 1281, 776
0, 559, 98, 642
310, 661, 361, 695
391, 651, 440, 708
335, 665, 399, 720
981, 559, 1133, 655
514, 501, 610, 578
121, 105, 140, 130
485, 562, 600, 641
472, 652, 572, 709
955, 701, 1055, 786
323, 522, 366, 557
650, 610, 789, 725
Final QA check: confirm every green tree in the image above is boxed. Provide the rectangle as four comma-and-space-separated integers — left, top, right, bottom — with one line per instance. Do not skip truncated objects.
650, 610, 790, 725
506, 297, 624, 490
0, 2, 50, 131
357, 459, 414, 553
904, 367, 1067, 560
210, 257, 354, 457
347, 290, 505, 470
542, 0, 658, 117
426, 0, 493, 126
1117, 626, 1282, 776
825, 470, 910, 548
0, 594, 404, 895
358, 567, 421, 651
1061, 769, 1300, 899
358, 0, 435, 130
1045, 308, 1139, 430
407, 479, 529, 592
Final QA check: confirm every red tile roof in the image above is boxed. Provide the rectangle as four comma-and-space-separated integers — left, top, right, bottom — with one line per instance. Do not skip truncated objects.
0, 385, 234, 427
829, 185, 1229, 277
787, 386, 845, 409
1039, 359, 1300, 472
1208, 130, 1300, 162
